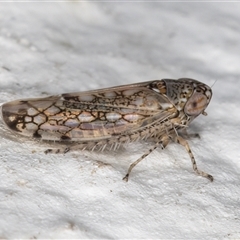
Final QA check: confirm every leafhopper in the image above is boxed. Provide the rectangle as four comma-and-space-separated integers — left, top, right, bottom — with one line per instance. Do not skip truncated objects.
1, 78, 213, 181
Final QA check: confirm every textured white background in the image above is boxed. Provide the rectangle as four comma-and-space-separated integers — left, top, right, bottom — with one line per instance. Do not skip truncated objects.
0, 2, 240, 239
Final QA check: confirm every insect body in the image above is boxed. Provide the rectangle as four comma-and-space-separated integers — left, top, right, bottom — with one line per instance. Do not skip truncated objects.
1, 78, 213, 181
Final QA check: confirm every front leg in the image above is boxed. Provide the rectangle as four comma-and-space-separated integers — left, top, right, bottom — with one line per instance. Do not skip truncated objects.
174, 135, 213, 181
179, 128, 200, 139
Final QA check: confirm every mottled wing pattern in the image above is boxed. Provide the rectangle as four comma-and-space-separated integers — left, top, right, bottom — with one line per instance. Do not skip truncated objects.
1, 81, 176, 141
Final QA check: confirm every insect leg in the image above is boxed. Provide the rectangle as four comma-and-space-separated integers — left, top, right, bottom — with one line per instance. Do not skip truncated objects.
44, 147, 70, 154
44, 141, 107, 154
180, 128, 200, 139
174, 135, 213, 181
123, 135, 169, 182
44, 142, 90, 155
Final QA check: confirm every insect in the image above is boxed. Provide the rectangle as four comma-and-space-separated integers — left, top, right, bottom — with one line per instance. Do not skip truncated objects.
1, 78, 213, 181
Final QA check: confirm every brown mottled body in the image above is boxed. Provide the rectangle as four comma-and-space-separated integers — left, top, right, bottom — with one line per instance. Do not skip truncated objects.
1, 78, 213, 181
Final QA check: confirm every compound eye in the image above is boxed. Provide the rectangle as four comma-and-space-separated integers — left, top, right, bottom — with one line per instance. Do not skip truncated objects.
184, 92, 208, 116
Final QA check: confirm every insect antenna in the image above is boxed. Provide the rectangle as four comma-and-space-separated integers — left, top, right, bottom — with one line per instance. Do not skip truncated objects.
210, 79, 217, 89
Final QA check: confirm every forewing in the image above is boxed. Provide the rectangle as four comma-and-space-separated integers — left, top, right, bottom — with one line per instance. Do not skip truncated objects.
1, 81, 176, 141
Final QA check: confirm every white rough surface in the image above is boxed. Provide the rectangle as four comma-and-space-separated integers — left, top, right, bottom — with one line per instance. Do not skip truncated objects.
0, 2, 240, 239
